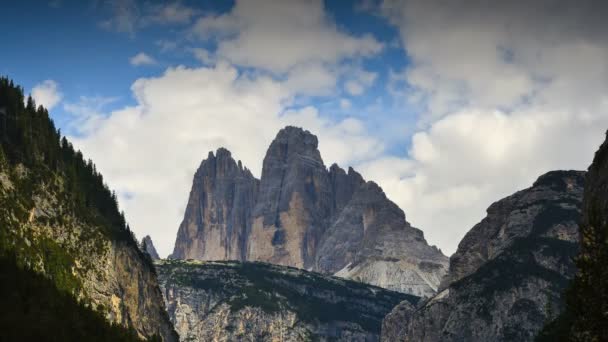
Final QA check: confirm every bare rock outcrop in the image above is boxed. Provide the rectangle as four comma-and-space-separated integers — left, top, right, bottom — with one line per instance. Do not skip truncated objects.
317, 181, 448, 297
172, 126, 448, 296
381, 170, 585, 341
172, 148, 259, 261
141, 235, 160, 260
157, 260, 418, 342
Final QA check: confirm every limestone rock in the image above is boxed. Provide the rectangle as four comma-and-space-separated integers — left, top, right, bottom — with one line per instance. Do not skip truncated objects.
172, 148, 259, 261
381, 170, 585, 342
248, 126, 333, 269
317, 181, 448, 297
172, 126, 448, 296
156, 259, 418, 342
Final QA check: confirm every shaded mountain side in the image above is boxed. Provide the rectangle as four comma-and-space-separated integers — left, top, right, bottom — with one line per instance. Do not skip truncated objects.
0, 253, 155, 342
538, 131, 608, 341
156, 259, 418, 342
141, 235, 160, 261
382, 170, 585, 342
0, 77, 177, 341
172, 148, 259, 261
172, 126, 447, 296
317, 181, 447, 297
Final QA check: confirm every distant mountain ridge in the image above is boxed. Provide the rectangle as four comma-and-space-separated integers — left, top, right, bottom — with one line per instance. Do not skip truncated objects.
171, 126, 448, 297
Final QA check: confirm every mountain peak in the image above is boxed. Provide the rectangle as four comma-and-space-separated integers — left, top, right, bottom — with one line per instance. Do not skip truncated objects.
532, 170, 585, 190
141, 235, 160, 260
273, 126, 319, 149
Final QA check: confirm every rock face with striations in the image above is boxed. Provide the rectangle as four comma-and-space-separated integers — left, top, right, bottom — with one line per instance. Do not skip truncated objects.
171, 126, 447, 296
141, 235, 160, 260
157, 259, 418, 342
247, 127, 333, 269
382, 170, 585, 342
172, 148, 259, 261
317, 181, 448, 297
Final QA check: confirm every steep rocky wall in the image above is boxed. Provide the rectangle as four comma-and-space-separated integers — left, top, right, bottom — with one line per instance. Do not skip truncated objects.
381, 170, 585, 342
172, 148, 259, 261
0, 166, 177, 341
317, 181, 448, 297
248, 127, 333, 269
172, 126, 448, 297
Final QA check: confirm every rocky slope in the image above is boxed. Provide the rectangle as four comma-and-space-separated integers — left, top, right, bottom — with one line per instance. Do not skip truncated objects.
382, 170, 585, 341
141, 235, 160, 260
0, 78, 177, 341
538, 131, 608, 340
172, 148, 259, 260
156, 259, 418, 342
172, 126, 447, 296
317, 181, 447, 297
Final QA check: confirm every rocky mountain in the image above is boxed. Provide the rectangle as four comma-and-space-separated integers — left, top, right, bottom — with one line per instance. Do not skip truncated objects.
538, 131, 608, 341
171, 126, 448, 296
141, 235, 160, 261
317, 181, 447, 297
172, 148, 259, 261
247, 127, 334, 269
156, 259, 418, 342
382, 170, 585, 341
0, 77, 177, 341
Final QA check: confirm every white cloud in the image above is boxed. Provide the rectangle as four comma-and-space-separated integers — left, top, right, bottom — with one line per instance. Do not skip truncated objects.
71, 63, 381, 257
191, 0, 383, 73
63, 96, 118, 135
189, 48, 216, 65
130, 52, 157, 66
345, 80, 364, 96
340, 98, 352, 110
31, 80, 62, 110
351, 0, 608, 255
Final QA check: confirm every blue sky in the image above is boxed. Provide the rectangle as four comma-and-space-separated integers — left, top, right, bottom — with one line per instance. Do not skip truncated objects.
1, 0, 412, 146
2, 0, 607, 257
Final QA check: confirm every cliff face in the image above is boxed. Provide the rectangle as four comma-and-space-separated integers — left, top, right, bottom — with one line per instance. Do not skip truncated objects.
156, 259, 418, 342
317, 181, 448, 297
172, 148, 259, 261
0, 78, 176, 341
381, 170, 585, 342
0, 165, 177, 341
248, 127, 333, 269
172, 126, 448, 296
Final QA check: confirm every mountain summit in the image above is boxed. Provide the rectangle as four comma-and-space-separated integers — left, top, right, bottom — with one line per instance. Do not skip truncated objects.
171, 126, 447, 296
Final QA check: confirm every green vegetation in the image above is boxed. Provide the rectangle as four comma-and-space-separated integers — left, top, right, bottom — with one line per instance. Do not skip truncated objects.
0, 77, 161, 340
537, 132, 608, 341
0, 252, 159, 342
158, 260, 416, 333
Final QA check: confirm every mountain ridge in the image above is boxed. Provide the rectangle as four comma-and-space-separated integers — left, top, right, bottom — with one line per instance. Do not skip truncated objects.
171, 126, 448, 296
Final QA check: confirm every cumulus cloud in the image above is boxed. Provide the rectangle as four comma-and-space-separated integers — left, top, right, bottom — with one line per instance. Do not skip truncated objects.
130, 52, 156, 66
357, 0, 608, 254
191, 0, 384, 73
31, 80, 62, 110
70, 63, 382, 257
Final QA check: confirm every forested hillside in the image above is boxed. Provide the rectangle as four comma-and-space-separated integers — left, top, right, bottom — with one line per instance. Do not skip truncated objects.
0, 77, 176, 341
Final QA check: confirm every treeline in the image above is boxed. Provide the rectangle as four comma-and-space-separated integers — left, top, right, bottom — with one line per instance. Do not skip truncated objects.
0, 76, 133, 244
0, 77, 159, 340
